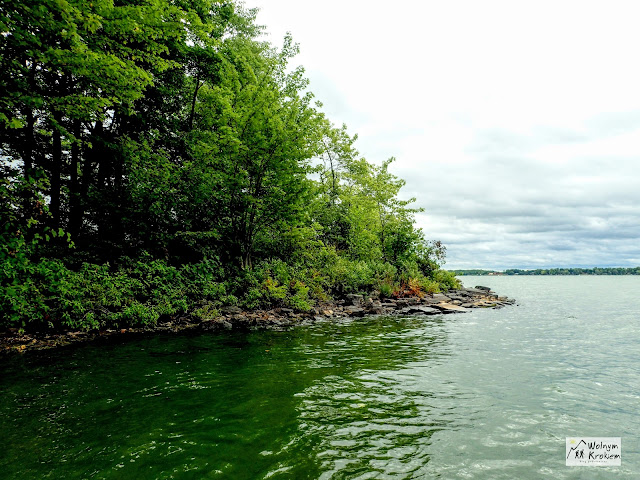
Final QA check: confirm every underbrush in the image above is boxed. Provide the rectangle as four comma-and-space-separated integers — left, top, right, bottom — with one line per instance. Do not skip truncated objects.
0, 254, 461, 332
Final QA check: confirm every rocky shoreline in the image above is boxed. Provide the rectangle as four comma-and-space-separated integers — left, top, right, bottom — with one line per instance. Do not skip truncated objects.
0, 286, 515, 354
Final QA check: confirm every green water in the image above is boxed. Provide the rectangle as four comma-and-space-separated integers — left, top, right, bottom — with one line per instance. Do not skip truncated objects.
1, 276, 639, 479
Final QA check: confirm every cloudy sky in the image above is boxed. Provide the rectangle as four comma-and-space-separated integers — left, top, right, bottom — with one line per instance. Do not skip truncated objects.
250, 0, 640, 270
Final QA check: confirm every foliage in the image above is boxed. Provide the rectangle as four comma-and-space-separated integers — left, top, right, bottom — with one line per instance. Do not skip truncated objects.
432, 269, 462, 291
0, 0, 460, 332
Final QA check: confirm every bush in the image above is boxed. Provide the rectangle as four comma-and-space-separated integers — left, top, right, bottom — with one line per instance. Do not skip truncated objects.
0, 230, 461, 331
234, 259, 316, 311
432, 269, 461, 291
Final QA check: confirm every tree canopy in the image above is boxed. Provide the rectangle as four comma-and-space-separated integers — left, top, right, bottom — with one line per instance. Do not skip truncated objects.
1, 0, 458, 331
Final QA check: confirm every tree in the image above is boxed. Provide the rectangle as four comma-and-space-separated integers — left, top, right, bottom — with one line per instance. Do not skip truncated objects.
185, 34, 320, 269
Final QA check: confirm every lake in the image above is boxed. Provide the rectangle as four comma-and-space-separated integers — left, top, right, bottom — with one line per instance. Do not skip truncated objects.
1, 276, 639, 479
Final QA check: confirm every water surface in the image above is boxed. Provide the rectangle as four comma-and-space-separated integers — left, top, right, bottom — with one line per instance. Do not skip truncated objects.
1, 276, 639, 478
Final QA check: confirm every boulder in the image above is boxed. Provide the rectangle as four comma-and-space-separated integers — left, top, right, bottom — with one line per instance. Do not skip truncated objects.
346, 294, 364, 306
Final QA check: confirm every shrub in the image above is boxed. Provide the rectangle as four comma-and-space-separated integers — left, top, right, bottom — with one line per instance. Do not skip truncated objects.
432, 269, 461, 291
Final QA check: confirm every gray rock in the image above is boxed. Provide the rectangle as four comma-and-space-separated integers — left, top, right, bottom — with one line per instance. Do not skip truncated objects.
462, 288, 486, 295
344, 306, 365, 317
346, 294, 364, 306
430, 294, 452, 303
433, 303, 468, 313
410, 306, 440, 315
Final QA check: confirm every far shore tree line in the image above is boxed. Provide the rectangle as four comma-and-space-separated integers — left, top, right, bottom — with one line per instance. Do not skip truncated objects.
1, 0, 459, 332
455, 268, 640, 276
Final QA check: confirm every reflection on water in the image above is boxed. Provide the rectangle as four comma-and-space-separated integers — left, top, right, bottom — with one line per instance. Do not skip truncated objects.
1, 277, 640, 479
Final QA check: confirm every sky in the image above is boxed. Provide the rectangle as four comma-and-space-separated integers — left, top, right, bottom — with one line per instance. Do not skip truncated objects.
249, 0, 640, 270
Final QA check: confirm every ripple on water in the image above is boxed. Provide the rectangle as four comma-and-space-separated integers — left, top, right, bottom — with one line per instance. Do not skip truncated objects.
1, 277, 640, 479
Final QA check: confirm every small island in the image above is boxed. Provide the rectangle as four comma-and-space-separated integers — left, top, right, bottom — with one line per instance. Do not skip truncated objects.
1, 1, 510, 352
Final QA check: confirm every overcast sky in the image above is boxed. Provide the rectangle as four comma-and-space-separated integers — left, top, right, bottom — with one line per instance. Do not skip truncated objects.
250, 0, 640, 270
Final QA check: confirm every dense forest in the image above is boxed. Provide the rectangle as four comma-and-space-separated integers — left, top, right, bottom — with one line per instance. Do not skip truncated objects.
0, 0, 459, 332
455, 268, 640, 276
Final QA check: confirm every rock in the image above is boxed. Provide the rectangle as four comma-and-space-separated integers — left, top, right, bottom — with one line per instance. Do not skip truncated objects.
434, 293, 452, 302
346, 294, 364, 306
408, 306, 440, 315
447, 294, 467, 302
280, 308, 293, 314
433, 303, 468, 313
475, 301, 496, 308
475, 286, 491, 292
344, 306, 365, 317
199, 319, 232, 331
461, 287, 486, 295
396, 297, 419, 307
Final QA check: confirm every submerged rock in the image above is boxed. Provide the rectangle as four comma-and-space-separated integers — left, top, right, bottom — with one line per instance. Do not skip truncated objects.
402, 306, 440, 315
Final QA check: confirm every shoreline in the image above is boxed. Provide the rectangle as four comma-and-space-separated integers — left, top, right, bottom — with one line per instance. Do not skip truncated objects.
0, 286, 515, 355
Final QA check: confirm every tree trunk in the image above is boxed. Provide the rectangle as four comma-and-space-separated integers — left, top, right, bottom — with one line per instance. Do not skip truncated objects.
23, 108, 34, 175
68, 119, 82, 238
50, 110, 63, 228
188, 76, 201, 131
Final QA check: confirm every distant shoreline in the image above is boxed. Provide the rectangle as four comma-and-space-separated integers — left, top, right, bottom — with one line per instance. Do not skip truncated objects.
454, 267, 640, 276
